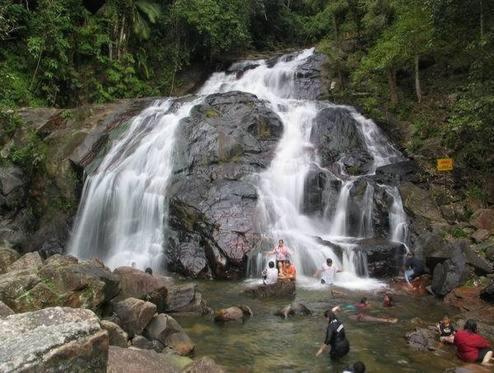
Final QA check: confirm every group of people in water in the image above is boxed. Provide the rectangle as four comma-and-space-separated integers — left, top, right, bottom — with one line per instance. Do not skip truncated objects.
261, 239, 493, 369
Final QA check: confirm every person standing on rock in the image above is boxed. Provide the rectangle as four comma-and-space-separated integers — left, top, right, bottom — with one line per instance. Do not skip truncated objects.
403, 252, 425, 287
316, 309, 350, 360
267, 239, 292, 271
454, 319, 493, 366
314, 258, 341, 296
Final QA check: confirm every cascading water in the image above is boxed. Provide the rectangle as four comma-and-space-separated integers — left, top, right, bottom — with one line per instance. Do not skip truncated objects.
69, 48, 409, 289
200, 49, 408, 289
68, 98, 200, 270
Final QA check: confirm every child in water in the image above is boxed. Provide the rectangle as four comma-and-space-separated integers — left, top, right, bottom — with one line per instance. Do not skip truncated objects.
383, 293, 394, 307
437, 315, 455, 344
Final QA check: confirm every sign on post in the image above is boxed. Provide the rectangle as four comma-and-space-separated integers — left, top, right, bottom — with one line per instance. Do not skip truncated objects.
437, 158, 453, 172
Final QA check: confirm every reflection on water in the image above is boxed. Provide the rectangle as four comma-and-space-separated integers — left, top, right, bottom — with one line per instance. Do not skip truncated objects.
176, 281, 461, 372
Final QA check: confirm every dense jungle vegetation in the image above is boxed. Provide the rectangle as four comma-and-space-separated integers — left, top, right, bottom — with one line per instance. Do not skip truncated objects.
0, 0, 493, 186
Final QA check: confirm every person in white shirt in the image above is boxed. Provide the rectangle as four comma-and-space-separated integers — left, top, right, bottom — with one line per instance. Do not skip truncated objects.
314, 258, 341, 295
262, 261, 278, 285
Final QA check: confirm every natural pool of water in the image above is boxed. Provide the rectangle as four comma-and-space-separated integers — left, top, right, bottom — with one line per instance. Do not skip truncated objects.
175, 280, 463, 372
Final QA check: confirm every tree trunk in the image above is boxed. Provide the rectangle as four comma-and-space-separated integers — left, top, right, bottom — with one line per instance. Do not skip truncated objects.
387, 67, 398, 105
480, 0, 484, 40
117, 16, 126, 60
415, 55, 422, 103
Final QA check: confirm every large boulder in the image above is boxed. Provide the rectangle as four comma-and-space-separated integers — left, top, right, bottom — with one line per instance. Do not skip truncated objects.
0, 307, 108, 372
399, 182, 444, 223
164, 283, 209, 314
166, 91, 283, 279
112, 297, 157, 337
431, 249, 467, 297
214, 305, 253, 322
7, 251, 43, 272
470, 209, 494, 233
0, 269, 42, 311
107, 346, 186, 373
0, 247, 19, 274
144, 313, 194, 355
100, 320, 129, 348
113, 266, 171, 311
183, 356, 226, 373
353, 238, 406, 278
245, 280, 296, 298
310, 106, 374, 176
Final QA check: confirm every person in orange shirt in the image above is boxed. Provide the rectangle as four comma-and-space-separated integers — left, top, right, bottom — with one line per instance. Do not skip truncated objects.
280, 260, 296, 281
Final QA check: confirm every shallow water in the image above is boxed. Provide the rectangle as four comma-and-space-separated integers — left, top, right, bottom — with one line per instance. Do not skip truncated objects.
176, 280, 463, 372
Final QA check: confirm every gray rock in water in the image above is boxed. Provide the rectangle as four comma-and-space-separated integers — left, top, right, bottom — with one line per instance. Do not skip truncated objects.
0, 307, 108, 372
214, 305, 253, 322
245, 280, 296, 298
112, 297, 157, 338
275, 303, 312, 319
405, 327, 438, 351
183, 356, 226, 373
143, 313, 194, 355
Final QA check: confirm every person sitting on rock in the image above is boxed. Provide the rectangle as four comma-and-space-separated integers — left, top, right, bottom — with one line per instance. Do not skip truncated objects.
437, 315, 455, 344
454, 319, 493, 366
316, 309, 350, 360
266, 239, 292, 270
262, 261, 278, 285
279, 260, 296, 281
403, 252, 425, 287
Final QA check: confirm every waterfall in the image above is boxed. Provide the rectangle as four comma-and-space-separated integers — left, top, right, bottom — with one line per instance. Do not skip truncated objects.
68, 98, 200, 270
69, 48, 409, 288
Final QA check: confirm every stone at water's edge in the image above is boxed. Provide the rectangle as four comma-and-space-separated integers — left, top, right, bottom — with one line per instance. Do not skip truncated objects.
275, 303, 312, 319
0, 307, 108, 372
183, 356, 226, 373
214, 305, 253, 322
112, 297, 157, 338
144, 313, 195, 355
405, 327, 439, 351
244, 280, 296, 298
107, 346, 184, 373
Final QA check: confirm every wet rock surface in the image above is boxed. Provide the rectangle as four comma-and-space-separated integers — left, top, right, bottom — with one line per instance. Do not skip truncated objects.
0, 307, 108, 372
275, 302, 312, 319
214, 305, 253, 322
245, 280, 296, 298
353, 238, 406, 278
166, 91, 283, 279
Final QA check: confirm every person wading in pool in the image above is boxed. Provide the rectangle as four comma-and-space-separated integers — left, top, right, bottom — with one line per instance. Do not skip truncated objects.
266, 239, 292, 271
316, 309, 350, 360
314, 258, 341, 296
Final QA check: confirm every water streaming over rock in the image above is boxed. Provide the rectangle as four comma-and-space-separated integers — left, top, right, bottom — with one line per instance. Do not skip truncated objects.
68, 99, 201, 270
69, 48, 409, 288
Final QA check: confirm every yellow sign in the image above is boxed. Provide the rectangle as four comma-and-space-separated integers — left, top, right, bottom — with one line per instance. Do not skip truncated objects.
437, 158, 453, 171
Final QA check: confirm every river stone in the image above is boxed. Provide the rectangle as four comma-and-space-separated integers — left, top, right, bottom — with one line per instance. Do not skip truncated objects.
7, 251, 43, 272
113, 297, 157, 337
275, 303, 312, 319
0, 269, 41, 311
470, 209, 494, 233
113, 266, 171, 311
214, 305, 253, 322
480, 281, 494, 304
183, 356, 226, 373
471, 229, 491, 243
0, 300, 14, 317
143, 313, 193, 354
405, 327, 438, 351
245, 280, 296, 298
0, 307, 108, 372
100, 320, 129, 347
131, 335, 155, 349
166, 91, 283, 279
0, 247, 20, 274
107, 346, 181, 373
165, 283, 207, 314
